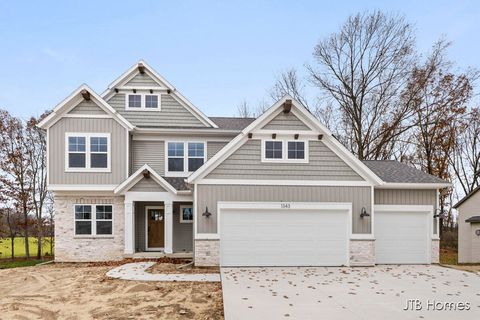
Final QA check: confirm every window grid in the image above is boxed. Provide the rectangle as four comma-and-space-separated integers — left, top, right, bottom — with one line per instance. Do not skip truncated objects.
265, 141, 283, 159
126, 94, 161, 110
288, 141, 305, 159
145, 95, 159, 108
128, 94, 142, 108
66, 133, 110, 171
166, 142, 206, 175
74, 204, 113, 236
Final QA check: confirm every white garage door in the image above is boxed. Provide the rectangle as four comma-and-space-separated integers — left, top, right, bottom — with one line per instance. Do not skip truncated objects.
375, 206, 431, 264
219, 204, 349, 267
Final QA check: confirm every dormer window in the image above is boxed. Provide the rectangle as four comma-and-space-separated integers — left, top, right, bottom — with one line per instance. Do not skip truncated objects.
126, 93, 161, 110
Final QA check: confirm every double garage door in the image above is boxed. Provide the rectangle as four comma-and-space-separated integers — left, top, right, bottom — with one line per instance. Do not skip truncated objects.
218, 203, 432, 266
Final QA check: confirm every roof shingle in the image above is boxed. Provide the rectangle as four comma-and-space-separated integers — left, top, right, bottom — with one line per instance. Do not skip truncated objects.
362, 160, 448, 184
209, 117, 256, 131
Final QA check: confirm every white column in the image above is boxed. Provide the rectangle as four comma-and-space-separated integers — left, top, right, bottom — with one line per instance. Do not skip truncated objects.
164, 201, 173, 254
124, 201, 135, 255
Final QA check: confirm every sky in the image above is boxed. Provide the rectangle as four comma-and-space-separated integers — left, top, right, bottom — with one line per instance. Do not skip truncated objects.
0, 0, 478, 120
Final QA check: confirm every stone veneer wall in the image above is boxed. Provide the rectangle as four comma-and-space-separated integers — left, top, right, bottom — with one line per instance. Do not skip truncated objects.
349, 240, 375, 266
431, 239, 440, 264
194, 239, 219, 266
54, 194, 125, 262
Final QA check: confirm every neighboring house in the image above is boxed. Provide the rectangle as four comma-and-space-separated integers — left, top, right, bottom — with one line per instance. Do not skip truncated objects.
38, 61, 450, 266
454, 187, 480, 263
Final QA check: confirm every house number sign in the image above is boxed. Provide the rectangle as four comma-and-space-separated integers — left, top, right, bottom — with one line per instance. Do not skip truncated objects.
280, 203, 291, 209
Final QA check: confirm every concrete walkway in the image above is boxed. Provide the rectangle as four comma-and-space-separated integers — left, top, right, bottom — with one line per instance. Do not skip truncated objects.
221, 265, 480, 320
106, 262, 221, 282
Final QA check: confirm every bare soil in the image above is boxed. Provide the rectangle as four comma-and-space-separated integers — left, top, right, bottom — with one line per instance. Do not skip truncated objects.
0, 262, 224, 319
147, 262, 220, 275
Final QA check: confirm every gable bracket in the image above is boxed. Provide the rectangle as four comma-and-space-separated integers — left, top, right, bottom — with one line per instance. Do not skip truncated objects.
81, 89, 91, 101
283, 99, 292, 113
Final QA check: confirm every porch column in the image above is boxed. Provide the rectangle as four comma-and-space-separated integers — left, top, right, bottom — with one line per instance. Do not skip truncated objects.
164, 200, 173, 254
124, 201, 135, 255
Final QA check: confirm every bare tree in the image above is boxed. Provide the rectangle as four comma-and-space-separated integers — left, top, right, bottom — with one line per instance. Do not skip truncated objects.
450, 107, 480, 197
270, 68, 312, 109
1, 207, 22, 259
307, 11, 420, 160
236, 99, 252, 118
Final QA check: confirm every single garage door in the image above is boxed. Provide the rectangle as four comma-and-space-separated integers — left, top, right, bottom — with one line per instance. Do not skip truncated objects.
219, 205, 349, 267
375, 206, 431, 264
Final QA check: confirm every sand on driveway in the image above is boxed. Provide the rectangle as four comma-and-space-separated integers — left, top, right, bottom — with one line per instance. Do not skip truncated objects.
0, 262, 223, 320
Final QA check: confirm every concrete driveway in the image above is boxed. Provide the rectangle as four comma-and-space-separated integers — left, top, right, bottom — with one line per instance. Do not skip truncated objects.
221, 265, 480, 320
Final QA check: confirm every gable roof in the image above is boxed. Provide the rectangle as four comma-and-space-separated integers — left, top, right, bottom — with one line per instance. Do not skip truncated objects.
187, 95, 384, 185
208, 117, 256, 131
114, 164, 184, 195
453, 186, 480, 209
362, 160, 450, 185
101, 60, 218, 129
37, 84, 134, 130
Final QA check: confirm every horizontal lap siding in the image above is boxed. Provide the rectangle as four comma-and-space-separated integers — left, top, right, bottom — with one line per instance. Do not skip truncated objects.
130, 177, 166, 192
206, 140, 364, 181
131, 140, 165, 175
196, 185, 371, 234
67, 100, 107, 115
49, 118, 127, 184
125, 73, 160, 87
207, 141, 228, 160
107, 94, 207, 127
262, 112, 310, 130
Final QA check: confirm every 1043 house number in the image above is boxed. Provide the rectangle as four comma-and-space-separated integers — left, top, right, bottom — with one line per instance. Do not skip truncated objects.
280, 203, 291, 209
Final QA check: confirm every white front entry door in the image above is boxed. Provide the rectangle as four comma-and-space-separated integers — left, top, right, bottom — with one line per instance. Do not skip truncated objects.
219, 204, 350, 267
375, 206, 432, 264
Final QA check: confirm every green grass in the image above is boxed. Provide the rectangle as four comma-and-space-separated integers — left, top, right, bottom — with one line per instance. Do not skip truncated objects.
0, 259, 47, 269
0, 237, 54, 259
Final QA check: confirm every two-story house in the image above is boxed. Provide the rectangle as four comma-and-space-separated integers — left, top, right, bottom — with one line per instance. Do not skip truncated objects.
39, 61, 450, 267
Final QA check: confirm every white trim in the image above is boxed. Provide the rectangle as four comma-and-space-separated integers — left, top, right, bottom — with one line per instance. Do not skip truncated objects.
376, 182, 451, 189
124, 191, 193, 203
38, 84, 134, 130
371, 185, 375, 237
114, 164, 178, 194
435, 188, 440, 236
145, 206, 165, 251
62, 114, 112, 119
48, 184, 117, 191
164, 141, 207, 177
180, 205, 193, 223
132, 134, 232, 142
65, 132, 111, 173
73, 204, 114, 237
125, 93, 161, 111
46, 127, 50, 186
350, 234, 375, 240
196, 179, 372, 187
261, 139, 309, 163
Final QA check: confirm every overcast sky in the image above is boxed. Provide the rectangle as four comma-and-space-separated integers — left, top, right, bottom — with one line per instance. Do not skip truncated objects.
0, 0, 478, 120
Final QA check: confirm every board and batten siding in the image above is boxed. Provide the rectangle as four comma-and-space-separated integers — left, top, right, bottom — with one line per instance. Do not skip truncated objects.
205, 140, 364, 181
131, 140, 165, 175
48, 117, 127, 185
374, 189, 438, 234
67, 100, 107, 115
262, 112, 310, 130
107, 93, 207, 128
196, 185, 372, 234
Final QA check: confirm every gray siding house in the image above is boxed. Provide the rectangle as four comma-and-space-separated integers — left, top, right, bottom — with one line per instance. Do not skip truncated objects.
454, 187, 480, 263
39, 61, 450, 266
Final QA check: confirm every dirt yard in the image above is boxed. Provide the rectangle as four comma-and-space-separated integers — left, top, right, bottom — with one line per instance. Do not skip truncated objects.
0, 262, 224, 320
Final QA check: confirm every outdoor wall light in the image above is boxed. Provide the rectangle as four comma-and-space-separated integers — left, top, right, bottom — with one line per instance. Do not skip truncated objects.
433, 209, 444, 219
360, 207, 370, 218
202, 206, 212, 218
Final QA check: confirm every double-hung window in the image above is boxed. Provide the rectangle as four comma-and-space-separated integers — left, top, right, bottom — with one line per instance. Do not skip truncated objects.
74, 204, 113, 236
166, 142, 206, 175
263, 139, 308, 162
126, 93, 160, 110
66, 133, 110, 172
128, 94, 142, 108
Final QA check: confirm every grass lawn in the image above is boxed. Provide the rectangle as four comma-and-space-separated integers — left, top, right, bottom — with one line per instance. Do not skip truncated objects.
0, 259, 48, 269
0, 237, 54, 259
439, 248, 458, 265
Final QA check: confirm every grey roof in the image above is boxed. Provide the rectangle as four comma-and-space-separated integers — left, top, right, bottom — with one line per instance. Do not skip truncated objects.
362, 160, 449, 184
162, 176, 191, 191
209, 117, 256, 131
453, 186, 480, 209
465, 216, 480, 223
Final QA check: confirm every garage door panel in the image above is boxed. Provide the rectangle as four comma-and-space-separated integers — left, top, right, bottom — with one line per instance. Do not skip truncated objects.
220, 207, 349, 267
375, 210, 430, 264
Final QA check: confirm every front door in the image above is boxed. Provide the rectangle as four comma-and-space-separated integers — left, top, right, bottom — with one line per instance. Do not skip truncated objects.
146, 206, 164, 249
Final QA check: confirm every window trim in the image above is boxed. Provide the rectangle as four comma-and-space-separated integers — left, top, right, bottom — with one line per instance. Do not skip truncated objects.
65, 133, 111, 172
165, 141, 207, 177
125, 93, 161, 111
73, 204, 114, 237
179, 205, 193, 224
261, 139, 309, 163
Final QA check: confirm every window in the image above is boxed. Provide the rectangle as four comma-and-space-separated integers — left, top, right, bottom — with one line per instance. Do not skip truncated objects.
166, 142, 206, 176
188, 142, 205, 171
126, 93, 161, 110
168, 142, 184, 172
66, 133, 110, 172
128, 94, 142, 108
262, 139, 308, 162
180, 205, 193, 223
265, 141, 283, 159
145, 95, 158, 108
288, 141, 305, 159
75, 204, 113, 236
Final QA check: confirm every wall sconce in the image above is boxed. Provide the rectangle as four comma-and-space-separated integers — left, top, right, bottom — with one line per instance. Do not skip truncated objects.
360, 207, 370, 218
433, 209, 444, 219
202, 206, 212, 218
